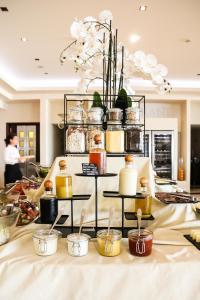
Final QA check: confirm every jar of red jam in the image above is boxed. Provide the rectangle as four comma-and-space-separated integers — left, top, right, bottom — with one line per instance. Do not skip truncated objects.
128, 229, 153, 257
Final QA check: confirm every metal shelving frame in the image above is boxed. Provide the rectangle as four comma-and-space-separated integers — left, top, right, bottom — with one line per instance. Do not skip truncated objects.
63, 93, 146, 157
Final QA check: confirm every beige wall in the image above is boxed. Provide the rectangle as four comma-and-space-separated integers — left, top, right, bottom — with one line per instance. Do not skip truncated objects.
0, 101, 40, 187
190, 101, 200, 124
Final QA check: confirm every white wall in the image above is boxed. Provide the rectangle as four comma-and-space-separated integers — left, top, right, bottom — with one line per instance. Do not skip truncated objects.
0, 101, 40, 187
146, 102, 183, 131
190, 101, 200, 125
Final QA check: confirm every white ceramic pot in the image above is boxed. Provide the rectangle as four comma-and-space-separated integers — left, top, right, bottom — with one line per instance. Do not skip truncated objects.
32, 229, 60, 256
67, 233, 89, 257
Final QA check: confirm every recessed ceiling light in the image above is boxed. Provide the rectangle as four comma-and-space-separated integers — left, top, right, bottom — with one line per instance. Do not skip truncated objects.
21, 37, 28, 42
184, 39, 191, 43
37, 65, 44, 69
44, 72, 48, 75
139, 5, 147, 12
0, 7, 9, 12
197, 74, 200, 76
35, 58, 40, 62
130, 34, 141, 43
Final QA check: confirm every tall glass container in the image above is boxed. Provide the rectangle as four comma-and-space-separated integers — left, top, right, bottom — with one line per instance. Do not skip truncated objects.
125, 122, 143, 153
55, 160, 72, 199
106, 121, 124, 153
89, 134, 106, 174
66, 122, 85, 153
119, 154, 137, 195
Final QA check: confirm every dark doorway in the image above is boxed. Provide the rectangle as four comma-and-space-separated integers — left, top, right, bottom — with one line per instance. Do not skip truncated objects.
6, 123, 40, 178
191, 125, 200, 188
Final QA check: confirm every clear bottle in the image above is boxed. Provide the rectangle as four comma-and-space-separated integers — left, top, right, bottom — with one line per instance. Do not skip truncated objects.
178, 157, 185, 181
135, 177, 152, 216
106, 121, 124, 153
89, 134, 107, 174
55, 160, 72, 199
119, 155, 137, 196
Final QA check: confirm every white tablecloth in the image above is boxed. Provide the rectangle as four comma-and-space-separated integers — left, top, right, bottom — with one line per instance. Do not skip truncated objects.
1, 224, 200, 300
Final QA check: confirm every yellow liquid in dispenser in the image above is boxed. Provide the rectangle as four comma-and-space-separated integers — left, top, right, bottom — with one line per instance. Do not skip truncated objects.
56, 176, 72, 199
135, 196, 152, 216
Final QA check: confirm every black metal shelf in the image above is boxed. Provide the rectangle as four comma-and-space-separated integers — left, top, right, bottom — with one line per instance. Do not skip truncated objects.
103, 191, 154, 237
64, 152, 145, 157
63, 93, 146, 157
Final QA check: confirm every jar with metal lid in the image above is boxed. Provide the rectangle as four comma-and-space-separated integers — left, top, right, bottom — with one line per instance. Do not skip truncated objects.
128, 229, 153, 257
107, 108, 122, 122
106, 121, 124, 153
126, 106, 140, 124
32, 229, 61, 256
66, 121, 85, 153
86, 122, 105, 152
125, 122, 143, 153
68, 106, 84, 123
67, 233, 90, 257
96, 229, 122, 257
87, 107, 103, 123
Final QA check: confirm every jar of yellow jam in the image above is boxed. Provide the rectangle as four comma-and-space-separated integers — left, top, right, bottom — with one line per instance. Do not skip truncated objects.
96, 229, 122, 257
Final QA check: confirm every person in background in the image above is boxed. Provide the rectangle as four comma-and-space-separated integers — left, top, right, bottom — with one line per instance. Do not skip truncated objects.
4, 133, 25, 185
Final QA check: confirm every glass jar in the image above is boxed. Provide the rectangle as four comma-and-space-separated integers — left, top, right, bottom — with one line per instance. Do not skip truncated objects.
32, 229, 61, 256
87, 107, 103, 123
66, 122, 85, 153
67, 233, 90, 257
128, 229, 153, 257
106, 122, 124, 153
97, 229, 122, 257
107, 108, 122, 122
125, 122, 143, 153
68, 106, 84, 123
126, 107, 140, 123
86, 123, 105, 152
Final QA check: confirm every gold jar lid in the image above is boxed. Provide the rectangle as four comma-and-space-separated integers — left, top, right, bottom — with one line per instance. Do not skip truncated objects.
59, 159, 67, 170
94, 134, 102, 144
125, 154, 134, 163
44, 180, 53, 191
140, 177, 148, 187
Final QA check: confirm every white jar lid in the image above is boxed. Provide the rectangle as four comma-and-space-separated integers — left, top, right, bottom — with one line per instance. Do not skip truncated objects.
67, 233, 90, 242
33, 229, 61, 241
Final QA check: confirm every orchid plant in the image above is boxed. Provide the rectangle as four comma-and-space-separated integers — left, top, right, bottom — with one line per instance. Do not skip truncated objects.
60, 10, 171, 96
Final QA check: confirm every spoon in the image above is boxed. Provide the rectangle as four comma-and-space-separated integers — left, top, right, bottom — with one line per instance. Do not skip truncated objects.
136, 208, 145, 254
105, 207, 115, 254
137, 208, 142, 236
49, 207, 64, 235
79, 208, 86, 236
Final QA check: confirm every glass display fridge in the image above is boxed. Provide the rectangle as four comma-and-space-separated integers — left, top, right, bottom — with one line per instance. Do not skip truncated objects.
145, 130, 174, 179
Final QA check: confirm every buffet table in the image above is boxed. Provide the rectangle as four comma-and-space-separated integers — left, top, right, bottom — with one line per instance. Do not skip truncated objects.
1, 224, 200, 300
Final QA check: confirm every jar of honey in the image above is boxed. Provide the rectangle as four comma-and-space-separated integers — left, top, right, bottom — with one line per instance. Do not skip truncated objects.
128, 229, 153, 257
96, 229, 122, 257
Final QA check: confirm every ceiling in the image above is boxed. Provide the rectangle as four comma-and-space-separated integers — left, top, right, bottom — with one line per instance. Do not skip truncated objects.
0, 0, 200, 91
